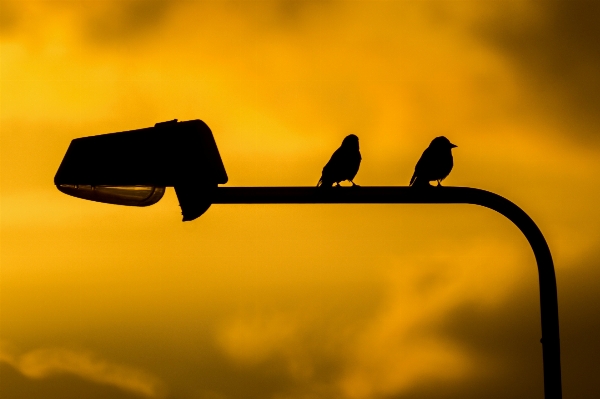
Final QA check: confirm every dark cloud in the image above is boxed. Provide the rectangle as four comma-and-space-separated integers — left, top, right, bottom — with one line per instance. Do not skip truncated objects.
272, 0, 336, 25
0, 0, 19, 34
404, 287, 544, 399
396, 251, 600, 399
478, 1, 600, 143
555, 253, 600, 399
218, 0, 337, 31
84, 0, 174, 44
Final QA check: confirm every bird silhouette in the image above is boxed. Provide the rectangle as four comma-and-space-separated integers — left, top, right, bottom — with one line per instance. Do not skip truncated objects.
317, 134, 361, 187
409, 136, 457, 187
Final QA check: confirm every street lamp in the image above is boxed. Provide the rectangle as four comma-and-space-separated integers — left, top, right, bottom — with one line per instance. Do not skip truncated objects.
54, 120, 562, 399
54, 119, 228, 221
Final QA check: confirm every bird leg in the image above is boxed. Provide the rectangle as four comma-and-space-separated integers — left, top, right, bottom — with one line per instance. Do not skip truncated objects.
335, 183, 341, 187
436, 180, 443, 187
350, 181, 360, 187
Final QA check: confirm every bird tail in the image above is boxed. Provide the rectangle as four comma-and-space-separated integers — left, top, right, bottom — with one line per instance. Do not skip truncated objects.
409, 172, 417, 186
410, 176, 431, 187
317, 178, 333, 188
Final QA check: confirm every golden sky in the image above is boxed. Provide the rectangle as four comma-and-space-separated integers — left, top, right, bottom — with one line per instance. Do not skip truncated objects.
2, 1, 600, 398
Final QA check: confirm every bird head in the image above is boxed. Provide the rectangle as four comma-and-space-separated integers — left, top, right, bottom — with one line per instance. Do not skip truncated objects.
342, 134, 359, 148
430, 136, 457, 149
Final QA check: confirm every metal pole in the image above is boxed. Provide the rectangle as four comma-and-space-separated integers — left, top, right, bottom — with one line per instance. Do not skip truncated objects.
211, 186, 561, 399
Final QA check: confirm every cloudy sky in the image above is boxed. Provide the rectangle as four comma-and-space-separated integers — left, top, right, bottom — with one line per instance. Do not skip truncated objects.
1, 1, 599, 398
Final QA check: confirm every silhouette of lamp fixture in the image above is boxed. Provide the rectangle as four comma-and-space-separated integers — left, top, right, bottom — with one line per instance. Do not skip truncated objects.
54, 119, 562, 399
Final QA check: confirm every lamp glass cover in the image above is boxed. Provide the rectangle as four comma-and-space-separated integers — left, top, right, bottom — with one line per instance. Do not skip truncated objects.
57, 184, 165, 207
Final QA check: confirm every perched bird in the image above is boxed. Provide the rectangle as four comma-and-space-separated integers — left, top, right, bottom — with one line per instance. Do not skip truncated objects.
317, 134, 362, 187
409, 136, 457, 187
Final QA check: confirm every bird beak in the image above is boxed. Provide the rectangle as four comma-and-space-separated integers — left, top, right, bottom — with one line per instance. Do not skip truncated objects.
450, 143, 457, 148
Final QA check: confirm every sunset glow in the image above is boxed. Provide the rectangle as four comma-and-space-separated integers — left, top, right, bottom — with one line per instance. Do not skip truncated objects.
2, 1, 600, 398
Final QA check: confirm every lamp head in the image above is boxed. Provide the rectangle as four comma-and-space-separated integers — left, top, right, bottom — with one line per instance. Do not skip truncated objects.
54, 119, 228, 221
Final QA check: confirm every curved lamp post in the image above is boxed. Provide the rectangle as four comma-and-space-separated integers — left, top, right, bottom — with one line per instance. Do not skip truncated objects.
211, 186, 562, 399
54, 120, 562, 399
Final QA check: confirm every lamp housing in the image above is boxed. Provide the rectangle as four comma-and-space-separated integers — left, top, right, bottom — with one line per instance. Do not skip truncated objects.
54, 119, 227, 221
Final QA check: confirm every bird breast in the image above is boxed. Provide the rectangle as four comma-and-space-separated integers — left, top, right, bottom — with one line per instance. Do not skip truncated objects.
435, 150, 453, 179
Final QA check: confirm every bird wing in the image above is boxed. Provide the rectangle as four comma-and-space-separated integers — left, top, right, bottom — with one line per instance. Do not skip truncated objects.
410, 147, 433, 186
320, 146, 346, 183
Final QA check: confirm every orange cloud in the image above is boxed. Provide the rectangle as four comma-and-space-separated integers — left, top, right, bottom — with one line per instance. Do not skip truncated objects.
2, 1, 600, 398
